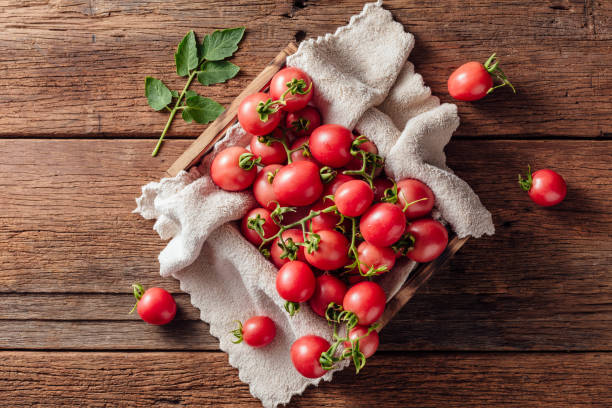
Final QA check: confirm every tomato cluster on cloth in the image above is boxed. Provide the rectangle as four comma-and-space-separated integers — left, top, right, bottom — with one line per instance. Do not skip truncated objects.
211, 67, 449, 378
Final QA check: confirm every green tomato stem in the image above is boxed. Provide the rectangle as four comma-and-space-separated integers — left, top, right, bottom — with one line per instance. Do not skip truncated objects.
152, 70, 198, 157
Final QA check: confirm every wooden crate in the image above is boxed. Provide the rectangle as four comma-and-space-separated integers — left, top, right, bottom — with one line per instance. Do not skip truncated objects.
167, 42, 468, 330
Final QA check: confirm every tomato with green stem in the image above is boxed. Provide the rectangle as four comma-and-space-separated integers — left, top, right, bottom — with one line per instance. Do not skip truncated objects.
344, 325, 379, 358
518, 166, 567, 207
405, 218, 448, 263
130, 284, 176, 325
334, 179, 374, 217
291, 335, 330, 378
308, 198, 342, 233
289, 136, 317, 164
448, 53, 516, 101
241, 208, 280, 246
396, 178, 435, 219
276, 260, 316, 316
270, 67, 314, 112
357, 241, 395, 275
342, 281, 386, 326
323, 173, 355, 196
372, 177, 394, 202
252, 164, 282, 211
360, 203, 406, 247
286, 106, 321, 137
309, 124, 354, 168
344, 138, 379, 174
270, 229, 307, 268
249, 131, 287, 165
238, 92, 282, 136
210, 146, 257, 191
308, 274, 348, 317
304, 229, 350, 271
273, 161, 323, 206
231, 316, 276, 348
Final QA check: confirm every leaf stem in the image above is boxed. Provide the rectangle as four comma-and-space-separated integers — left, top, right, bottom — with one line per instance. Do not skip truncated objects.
152, 70, 198, 157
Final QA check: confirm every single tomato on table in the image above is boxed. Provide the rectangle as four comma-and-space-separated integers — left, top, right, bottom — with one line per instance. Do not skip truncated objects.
519, 166, 567, 207
448, 53, 515, 101
131, 284, 176, 325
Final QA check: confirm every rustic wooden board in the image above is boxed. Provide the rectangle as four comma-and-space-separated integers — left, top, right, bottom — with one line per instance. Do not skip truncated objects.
1, 139, 610, 351
1, 352, 610, 407
0, 0, 610, 138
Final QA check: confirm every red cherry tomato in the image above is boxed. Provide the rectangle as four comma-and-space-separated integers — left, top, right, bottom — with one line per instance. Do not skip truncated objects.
360, 203, 406, 247
291, 335, 330, 378
253, 164, 282, 211
396, 178, 435, 220
309, 124, 354, 168
343, 325, 379, 358
519, 167, 567, 207
304, 230, 350, 271
239, 316, 276, 348
343, 281, 386, 326
448, 54, 514, 101
323, 173, 355, 196
240, 208, 280, 246
270, 67, 314, 112
405, 218, 448, 263
357, 241, 395, 275
447, 62, 493, 101
308, 274, 348, 317
276, 261, 316, 303
286, 106, 322, 137
372, 177, 394, 202
249, 132, 287, 166
289, 136, 318, 164
210, 146, 257, 192
273, 161, 323, 206
238, 92, 282, 136
270, 229, 307, 268
334, 180, 374, 217
308, 198, 341, 232
133, 285, 177, 325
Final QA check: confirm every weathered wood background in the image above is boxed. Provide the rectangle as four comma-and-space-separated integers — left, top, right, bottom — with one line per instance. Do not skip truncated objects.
0, 0, 610, 406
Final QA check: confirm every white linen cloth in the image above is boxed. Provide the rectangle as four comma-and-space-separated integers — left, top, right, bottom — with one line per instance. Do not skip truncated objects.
135, 2, 494, 406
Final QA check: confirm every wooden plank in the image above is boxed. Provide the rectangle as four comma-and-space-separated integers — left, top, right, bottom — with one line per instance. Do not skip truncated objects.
0, 139, 610, 351
0, 351, 610, 407
167, 42, 297, 176
0, 1, 610, 138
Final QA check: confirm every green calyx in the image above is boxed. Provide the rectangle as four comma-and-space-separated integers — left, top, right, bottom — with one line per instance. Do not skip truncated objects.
284, 301, 300, 316
256, 98, 282, 122
518, 164, 533, 192
238, 152, 261, 170
291, 118, 311, 132
231, 321, 244, 344
129, 283, 146, 314
483, 53, 516, 95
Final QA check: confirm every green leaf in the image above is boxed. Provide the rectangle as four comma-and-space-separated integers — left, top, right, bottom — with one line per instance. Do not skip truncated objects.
144, 77, 172, 111
202, 27, 245, 61
175, 30, 199, 76
182, 95, 224, 124
170, 90, 180, 98
185, 90, 198, 99
197, 61, 240, 86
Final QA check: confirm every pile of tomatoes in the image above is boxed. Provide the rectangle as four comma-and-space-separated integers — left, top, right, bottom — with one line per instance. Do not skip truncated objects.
209, 66, 449, 378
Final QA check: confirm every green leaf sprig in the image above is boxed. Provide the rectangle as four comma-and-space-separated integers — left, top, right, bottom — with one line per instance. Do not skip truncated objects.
145, 27, 245, 156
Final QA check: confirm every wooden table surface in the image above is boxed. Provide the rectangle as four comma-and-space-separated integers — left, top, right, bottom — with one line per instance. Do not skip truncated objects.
1, 0, 611, 406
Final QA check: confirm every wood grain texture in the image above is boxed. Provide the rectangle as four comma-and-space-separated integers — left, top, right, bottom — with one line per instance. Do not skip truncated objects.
1, 139, 610, 351
1, 351, 610, 407
0, 0, 610, 138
